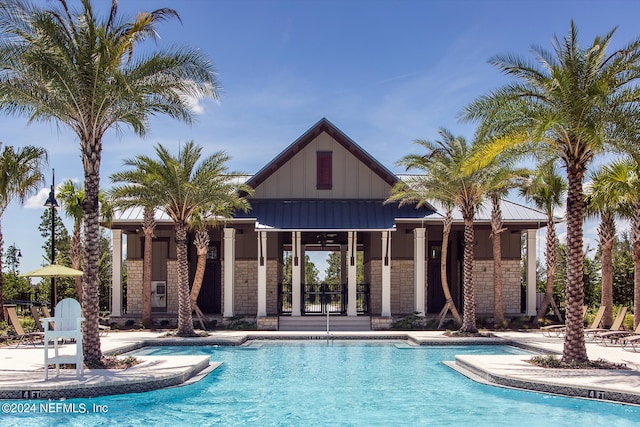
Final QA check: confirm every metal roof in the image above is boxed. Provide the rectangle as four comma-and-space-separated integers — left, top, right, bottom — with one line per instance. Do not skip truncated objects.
425, 199, 549, 224
233, 199, 435, 231
111, 207, 173, 223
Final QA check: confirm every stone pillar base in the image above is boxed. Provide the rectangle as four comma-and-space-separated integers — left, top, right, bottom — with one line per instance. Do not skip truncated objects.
371, 316, 393, 330
257, 316, 278, 330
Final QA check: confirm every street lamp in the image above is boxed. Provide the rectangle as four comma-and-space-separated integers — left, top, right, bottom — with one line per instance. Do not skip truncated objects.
44, 169, 59, 311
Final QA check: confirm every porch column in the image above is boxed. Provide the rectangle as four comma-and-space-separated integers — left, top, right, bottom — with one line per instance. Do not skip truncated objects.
381, 231, 392, 317
223, 227, 236, 318
257, 231, 268, 317
347, 231, 358, 316
111, 229, 123, 316
292, 231, 302, 316
526, 229, 537, 316
413, 227, 426, 315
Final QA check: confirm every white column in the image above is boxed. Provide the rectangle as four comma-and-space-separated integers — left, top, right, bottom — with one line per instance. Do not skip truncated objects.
347, 231, 358, 316
257, 231, 268, 317
381, 231, 392, 317
111, 229, 123, 317
292, 231, 302, 316
526, 229, 537, 316
414, 228, 426, 315
223, 228, 236, 318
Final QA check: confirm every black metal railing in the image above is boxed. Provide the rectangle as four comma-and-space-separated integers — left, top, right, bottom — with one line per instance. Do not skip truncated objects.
303, 283, 345, 314
278, 283, 370, 315
278, 282, 293, 315
356, 283, 370, 315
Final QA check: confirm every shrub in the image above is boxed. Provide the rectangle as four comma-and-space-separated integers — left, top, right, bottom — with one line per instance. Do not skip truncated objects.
391, 313, 427, 330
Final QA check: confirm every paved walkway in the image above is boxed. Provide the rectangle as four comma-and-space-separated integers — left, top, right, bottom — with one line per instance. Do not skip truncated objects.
0, 330, 638, 405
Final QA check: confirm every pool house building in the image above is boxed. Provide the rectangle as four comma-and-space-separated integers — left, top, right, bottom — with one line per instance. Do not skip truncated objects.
107, 118, 546, 330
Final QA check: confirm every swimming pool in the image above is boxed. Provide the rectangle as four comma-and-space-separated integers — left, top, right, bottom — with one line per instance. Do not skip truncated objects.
2, 341, 638, 426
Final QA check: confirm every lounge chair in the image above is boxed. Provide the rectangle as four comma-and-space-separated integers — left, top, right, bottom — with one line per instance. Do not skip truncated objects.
595, 321, 640, 346
585, 306, 627, 339
43, 298, 84, 380
541, 306, 600, 338
6, 305, 44, 347
30, 306, 44, 332
621, 333, 640, 352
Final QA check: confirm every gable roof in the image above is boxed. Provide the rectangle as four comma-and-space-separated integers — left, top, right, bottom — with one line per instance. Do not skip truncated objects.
245, 118, 398, 190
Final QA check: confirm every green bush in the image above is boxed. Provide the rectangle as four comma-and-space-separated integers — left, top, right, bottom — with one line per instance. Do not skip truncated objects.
224, 317, 256, 330
391, 313, 427, 330
20, 317, 36, 332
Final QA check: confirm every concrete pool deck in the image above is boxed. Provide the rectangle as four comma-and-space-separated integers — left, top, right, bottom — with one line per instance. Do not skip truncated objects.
0, 330, 639, 404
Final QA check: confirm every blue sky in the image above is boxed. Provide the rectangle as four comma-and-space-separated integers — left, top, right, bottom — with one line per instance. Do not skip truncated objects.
2, 0, 638, 274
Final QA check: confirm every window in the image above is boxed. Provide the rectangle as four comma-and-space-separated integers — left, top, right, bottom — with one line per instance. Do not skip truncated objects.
317, 151, 332, 189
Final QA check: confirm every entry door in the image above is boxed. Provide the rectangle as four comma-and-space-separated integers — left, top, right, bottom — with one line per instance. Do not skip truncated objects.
197, 242, 221, 313
427, 241, 446, 313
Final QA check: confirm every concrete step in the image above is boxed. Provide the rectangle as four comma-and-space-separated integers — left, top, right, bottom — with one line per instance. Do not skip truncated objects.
278, 316, 371, 331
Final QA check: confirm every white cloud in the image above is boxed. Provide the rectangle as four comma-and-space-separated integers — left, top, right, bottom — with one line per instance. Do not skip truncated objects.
24, 188, 51, 209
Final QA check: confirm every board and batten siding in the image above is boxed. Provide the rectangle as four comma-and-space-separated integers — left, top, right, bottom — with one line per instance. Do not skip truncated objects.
253, 132, 391, 199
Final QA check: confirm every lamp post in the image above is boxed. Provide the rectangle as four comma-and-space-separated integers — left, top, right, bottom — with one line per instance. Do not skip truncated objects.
44, 169, 59, 311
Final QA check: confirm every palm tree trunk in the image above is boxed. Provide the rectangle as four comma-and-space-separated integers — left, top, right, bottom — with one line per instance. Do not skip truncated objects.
599, 212, 615, 328
440, 211, 462, 325
562, 162, 587, 363
491, 196, 504, 326
176, 222, 195, 336
81, 148, 103, 362
460, 208, 478, 333
190, 229, 209, 306
632, 201, 640, 330
536, 218, 558, 324
71, 222, 83, 302
141, 207, 155, 328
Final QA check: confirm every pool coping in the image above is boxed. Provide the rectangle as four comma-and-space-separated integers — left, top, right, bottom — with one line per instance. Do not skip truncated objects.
446, 355, 640, 406
0, 356, 219, 400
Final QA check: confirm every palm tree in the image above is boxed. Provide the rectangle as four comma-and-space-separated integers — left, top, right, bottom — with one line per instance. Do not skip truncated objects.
58, 180, 113, 304
485, 164, 529, 326
109, 161, 159, 329
110, 142, 251, 336
0, 145, 47, 320
462, 22, 640, 362
390, 129, 492, 333
591, 158, 640, 330
585, 163, 629, 328
0, 0, 218, 361
387, 161, 462, 327
189, 198, 243, 327
520, 165, 567, 325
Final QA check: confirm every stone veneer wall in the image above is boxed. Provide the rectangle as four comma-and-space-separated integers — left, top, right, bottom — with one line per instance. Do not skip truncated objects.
473, 259, 522, 317
166, 260, 179, 313
124, 259, 179, 314
391, 259, 414, 315
234, 259, 258, 315
126, 260, 143, 314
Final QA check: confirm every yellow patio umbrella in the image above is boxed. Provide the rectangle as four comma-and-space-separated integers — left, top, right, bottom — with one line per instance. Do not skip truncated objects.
20, 264, 83, 278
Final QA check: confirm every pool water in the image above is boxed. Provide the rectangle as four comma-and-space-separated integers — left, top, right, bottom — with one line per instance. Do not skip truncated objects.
3, 341, 639, 426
